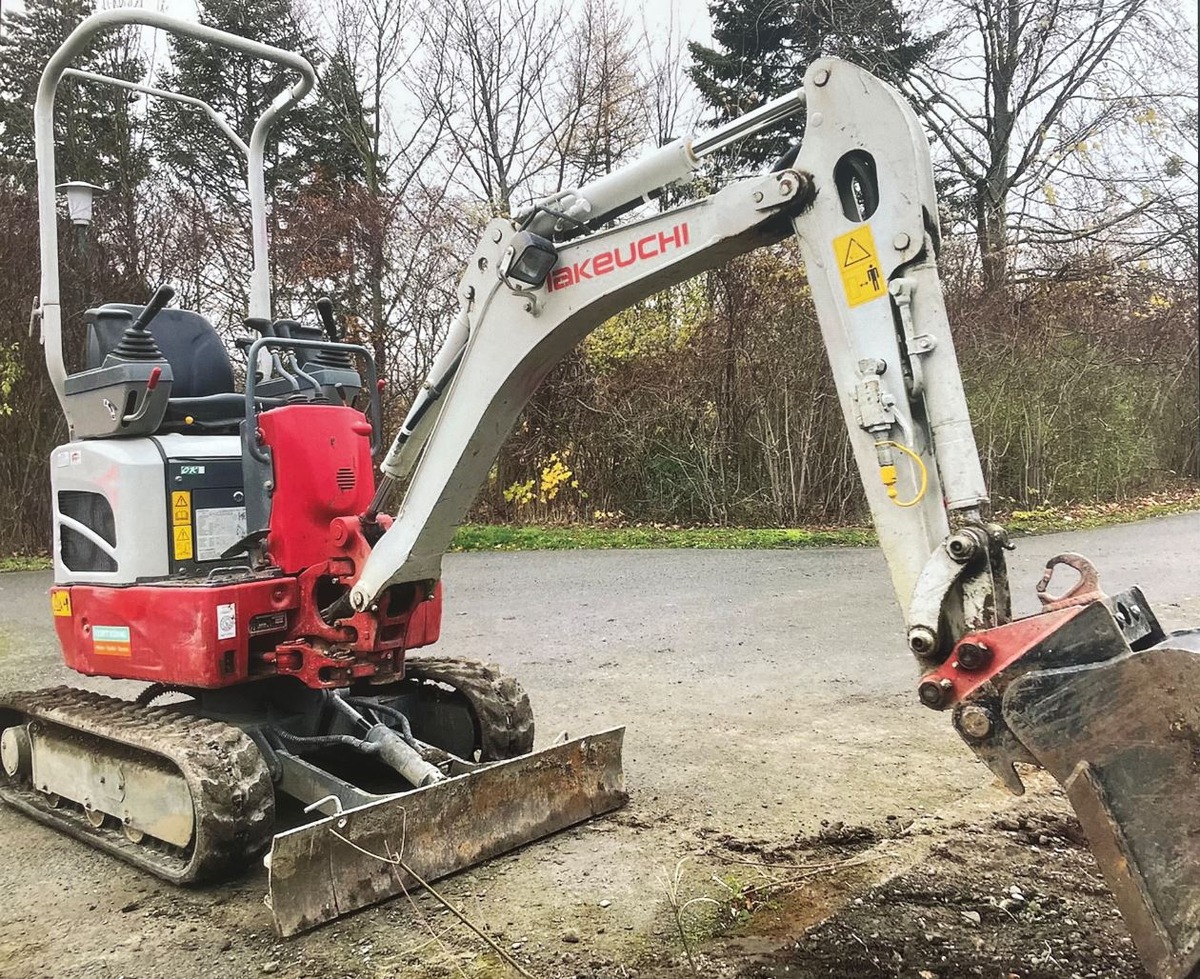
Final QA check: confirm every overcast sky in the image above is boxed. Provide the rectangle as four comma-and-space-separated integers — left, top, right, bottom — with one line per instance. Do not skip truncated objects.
152, 0, 716, 41
0, 0, 716, 45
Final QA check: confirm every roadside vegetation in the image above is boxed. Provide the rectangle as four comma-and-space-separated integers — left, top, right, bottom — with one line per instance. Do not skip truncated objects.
454, 489, 1200, 552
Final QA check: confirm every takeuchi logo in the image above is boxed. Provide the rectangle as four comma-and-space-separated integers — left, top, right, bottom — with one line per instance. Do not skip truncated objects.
546, 223, 691, 292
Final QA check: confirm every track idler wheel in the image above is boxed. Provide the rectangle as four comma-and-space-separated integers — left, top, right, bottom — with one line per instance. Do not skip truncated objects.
0, 724, 31, 778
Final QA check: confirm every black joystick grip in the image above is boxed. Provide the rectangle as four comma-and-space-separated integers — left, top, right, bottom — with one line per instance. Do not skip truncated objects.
131, 283, 175, 334
313, 297, 355, 371
108, 284, 174, 363
316, 297, 341, 342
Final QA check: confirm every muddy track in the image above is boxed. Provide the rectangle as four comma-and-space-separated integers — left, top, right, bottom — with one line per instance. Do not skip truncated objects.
0, 686, 274, 884
404, 655, 536, 760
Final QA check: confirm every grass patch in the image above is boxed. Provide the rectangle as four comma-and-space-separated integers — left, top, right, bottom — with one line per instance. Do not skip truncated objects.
450, 524, 876, 552
0, 554, 51, 572
452, 488, 1200, 553
1002, 488, 1200, 536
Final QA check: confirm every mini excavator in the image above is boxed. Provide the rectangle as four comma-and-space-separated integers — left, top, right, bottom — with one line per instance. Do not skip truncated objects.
3, 11, 1197, 977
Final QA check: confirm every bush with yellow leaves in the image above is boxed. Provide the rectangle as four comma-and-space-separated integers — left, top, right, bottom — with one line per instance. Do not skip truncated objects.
503, 449, 584, 517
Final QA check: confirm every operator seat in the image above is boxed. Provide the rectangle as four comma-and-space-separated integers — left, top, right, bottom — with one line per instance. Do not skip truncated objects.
84, 304, 248, 433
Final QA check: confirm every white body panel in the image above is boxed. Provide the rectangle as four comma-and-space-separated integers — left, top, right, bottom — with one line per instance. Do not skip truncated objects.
51, 435, 242, 586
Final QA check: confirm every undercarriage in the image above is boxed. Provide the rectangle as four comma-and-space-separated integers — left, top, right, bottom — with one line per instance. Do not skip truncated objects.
0, 658, 625, 936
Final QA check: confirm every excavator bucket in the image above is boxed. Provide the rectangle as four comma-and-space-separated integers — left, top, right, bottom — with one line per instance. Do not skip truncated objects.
949, 577, 1200, 979
1004, 640, 1200, 979
266, 727, 626, 936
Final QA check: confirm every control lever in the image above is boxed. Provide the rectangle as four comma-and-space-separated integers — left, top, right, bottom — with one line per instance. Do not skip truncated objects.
243, 315, 292, 387
313, 297, 357, 404
244, 316, 276, 338
121, 365, 164, 425
316, 297, 341, 341
131, 283, 175, 333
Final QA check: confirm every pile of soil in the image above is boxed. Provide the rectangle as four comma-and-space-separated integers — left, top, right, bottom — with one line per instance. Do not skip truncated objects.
708, 799, 1147, 979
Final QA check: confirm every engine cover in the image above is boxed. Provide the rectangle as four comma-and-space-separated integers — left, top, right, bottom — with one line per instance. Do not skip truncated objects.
50, 434, 247, 586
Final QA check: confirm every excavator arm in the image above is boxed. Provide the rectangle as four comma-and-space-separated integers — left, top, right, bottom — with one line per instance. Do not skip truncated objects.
352, 60, 1003, 651
346, 59, 1199, 978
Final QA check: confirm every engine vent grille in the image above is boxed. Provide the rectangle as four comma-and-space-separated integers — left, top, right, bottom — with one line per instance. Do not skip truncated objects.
336, 468, 356, 492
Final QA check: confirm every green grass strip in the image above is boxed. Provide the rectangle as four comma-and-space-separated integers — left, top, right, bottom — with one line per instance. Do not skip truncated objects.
450, 524, 876, 552
1002, 490, 1200, 536
451, 491, 1200, 552
0, 555, 52, 572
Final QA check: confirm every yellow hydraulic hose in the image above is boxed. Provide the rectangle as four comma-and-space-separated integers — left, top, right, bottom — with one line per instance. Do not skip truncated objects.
875, 439, 928, 508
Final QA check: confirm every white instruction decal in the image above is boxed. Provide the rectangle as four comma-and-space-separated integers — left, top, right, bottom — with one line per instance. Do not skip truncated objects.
195, 506, 247, 562
216, 603, 237, 641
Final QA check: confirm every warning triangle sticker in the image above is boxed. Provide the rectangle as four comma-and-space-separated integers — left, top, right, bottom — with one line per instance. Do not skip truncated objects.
172, 492, 189, 508
842, 237, 872, 267
175, 527, 190, 542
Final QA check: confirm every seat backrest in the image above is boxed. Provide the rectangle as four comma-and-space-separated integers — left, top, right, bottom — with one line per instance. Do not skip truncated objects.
85, 305, 235, 399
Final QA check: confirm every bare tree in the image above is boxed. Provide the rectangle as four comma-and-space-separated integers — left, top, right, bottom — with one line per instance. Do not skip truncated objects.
905, 0, 1198, 289
546, 0, 647, 188
636, 3, 702, 150
422, 0, 565, 214
311, 0, 454, 380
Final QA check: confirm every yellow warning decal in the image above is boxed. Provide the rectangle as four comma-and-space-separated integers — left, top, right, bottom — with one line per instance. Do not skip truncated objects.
93, 625, 132, 657
172, 490, 192, 527
832, 226, 887, 308
173, 525, 194, 561
51, 590, 72, 617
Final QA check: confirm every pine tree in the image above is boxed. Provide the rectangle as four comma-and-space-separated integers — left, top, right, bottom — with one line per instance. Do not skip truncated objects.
150, 0, 349, 210
0, 0, 147, 193
688, 0, 939, 167
320, 41, 377, 193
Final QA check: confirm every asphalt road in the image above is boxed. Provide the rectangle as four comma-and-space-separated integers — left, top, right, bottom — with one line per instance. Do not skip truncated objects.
0, 512, 1196, 978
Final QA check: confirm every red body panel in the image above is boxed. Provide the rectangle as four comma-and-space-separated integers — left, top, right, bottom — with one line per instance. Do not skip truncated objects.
52, 578, 443, 689
257, 404, 375, 574
406, 582, 442, 649
54, 578, 300, 687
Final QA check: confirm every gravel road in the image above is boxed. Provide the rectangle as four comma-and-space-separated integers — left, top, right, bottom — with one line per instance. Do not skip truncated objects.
0, 512, 1196, 979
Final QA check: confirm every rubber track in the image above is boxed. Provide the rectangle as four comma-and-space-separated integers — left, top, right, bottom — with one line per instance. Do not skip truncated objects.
402, 657, 535, 761
0, 686, 274, 884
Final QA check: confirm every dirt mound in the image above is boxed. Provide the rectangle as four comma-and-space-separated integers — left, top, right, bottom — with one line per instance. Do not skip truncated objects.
723, 798, 1147, 979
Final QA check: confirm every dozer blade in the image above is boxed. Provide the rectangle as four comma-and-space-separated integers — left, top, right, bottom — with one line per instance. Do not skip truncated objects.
266, 727, 625, 936
1002, 634, 1200, 979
